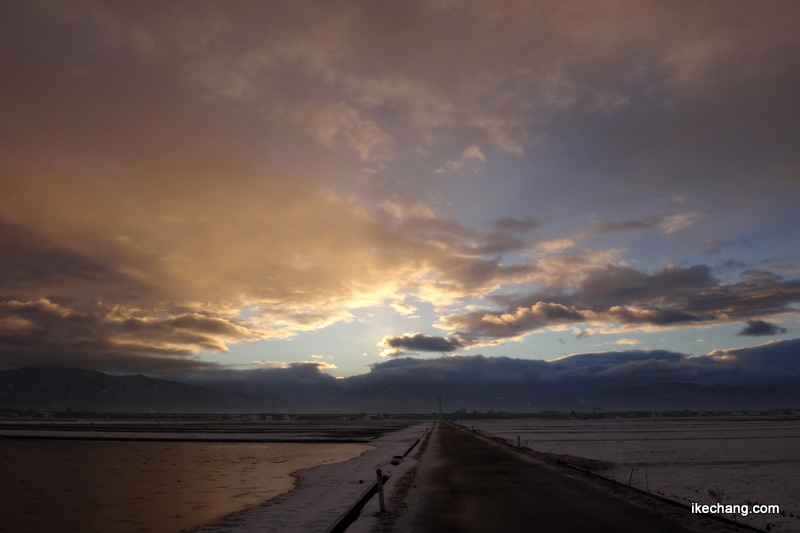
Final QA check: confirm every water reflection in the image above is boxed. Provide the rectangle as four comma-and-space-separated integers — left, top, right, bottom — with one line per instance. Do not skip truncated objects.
0, 439, 369, 533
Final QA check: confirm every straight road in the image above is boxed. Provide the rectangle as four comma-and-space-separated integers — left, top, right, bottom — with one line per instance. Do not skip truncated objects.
394, 421, 701, 533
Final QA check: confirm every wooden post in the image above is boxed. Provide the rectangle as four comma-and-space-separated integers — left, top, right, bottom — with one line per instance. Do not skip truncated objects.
376, 469, 385, 512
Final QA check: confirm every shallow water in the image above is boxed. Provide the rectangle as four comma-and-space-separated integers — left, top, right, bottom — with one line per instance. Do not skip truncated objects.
0, 439, 370, 533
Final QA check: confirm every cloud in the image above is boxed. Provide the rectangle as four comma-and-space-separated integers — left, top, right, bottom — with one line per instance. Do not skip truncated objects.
300, 103, 395, 162
364, 337, 800, 390
435, 144, 487, 173
380, 194, 435, 220
356, 338, 800, 398
362, 354, 548, 386
389, 302, 418, 316
379, 333, 465, 356
486, 216, 541, 234
520, 248, 627, 288
167, 338, 800, 412
532, 238, 577, 253
705, 338, 800, 385
2, 1, 799, 377
0, 298, 262, 372
435, 265, 800, 348
0, 180, 549, 370
345, 74, 453, 131
604, 306, 704, 326
185, 362, 339, 391
738, 320, 788, 337
547, 349, 687, 374
590, 212, 703, 235
0, 220, 160, 306
578, 264, 717, 308
705, 239, 739, 254
255, 360, 338, 371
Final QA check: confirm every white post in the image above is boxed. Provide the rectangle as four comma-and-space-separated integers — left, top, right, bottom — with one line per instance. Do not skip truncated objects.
376, 469, 386, 512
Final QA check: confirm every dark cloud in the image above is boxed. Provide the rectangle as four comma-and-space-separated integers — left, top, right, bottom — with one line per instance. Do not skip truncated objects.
541, 353, 702, 387
437, 302, 594, 346
11, 339, 796, 413
359, 355, 551, 388
590, 214, 687, 235
706, 338, 800, 386
166, 315, 251, 338
176, 362, 338, 391
605, 307, 705, 326
157, 338, 800, 412
717, 259, 749, 272
0, 220, 159, 305
380, 333, 465, 355
361, 338, 800, 393
738, 320, 788, 337
550, 350, 685, 370
578, 265, 717, 308
589, 210, 709, 236
0, 299, 255, 372
682, 277, 800, 318
341, 339, 800, 411
471, 234, 529, 255
591, 218, 657, 233
231, 363, 338, 387
486, 216, 541, 234
175, 363, 342, 411
438, 265, 800, 347
705, 239, 739, 254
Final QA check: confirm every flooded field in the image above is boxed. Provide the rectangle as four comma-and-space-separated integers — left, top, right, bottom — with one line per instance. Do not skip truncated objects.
0, 438, 369, 533
0, 418, 423, 533
467, 417, 800, 531
0, 418, 416, 442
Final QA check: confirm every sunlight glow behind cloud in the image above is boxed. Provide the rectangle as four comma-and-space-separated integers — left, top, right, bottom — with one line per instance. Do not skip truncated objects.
1, 0, 799, 379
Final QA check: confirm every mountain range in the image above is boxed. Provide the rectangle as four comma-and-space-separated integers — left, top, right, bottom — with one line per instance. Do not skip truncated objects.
0, 366, 258, 413
2, 365, 799, 414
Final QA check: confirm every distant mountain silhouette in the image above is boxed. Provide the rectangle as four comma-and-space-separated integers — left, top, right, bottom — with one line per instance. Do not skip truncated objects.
0, 366, 259, 413
2, 365, 799, 414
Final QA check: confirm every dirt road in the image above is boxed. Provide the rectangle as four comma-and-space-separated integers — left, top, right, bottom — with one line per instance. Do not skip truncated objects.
391, 421, 723, 533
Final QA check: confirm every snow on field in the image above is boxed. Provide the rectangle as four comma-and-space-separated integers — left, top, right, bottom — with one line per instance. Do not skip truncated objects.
467, 417, 800, 532
189, 421, 432, 533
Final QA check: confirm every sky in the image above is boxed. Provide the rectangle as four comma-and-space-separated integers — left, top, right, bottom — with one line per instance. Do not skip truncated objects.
2, 0, 800, 386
